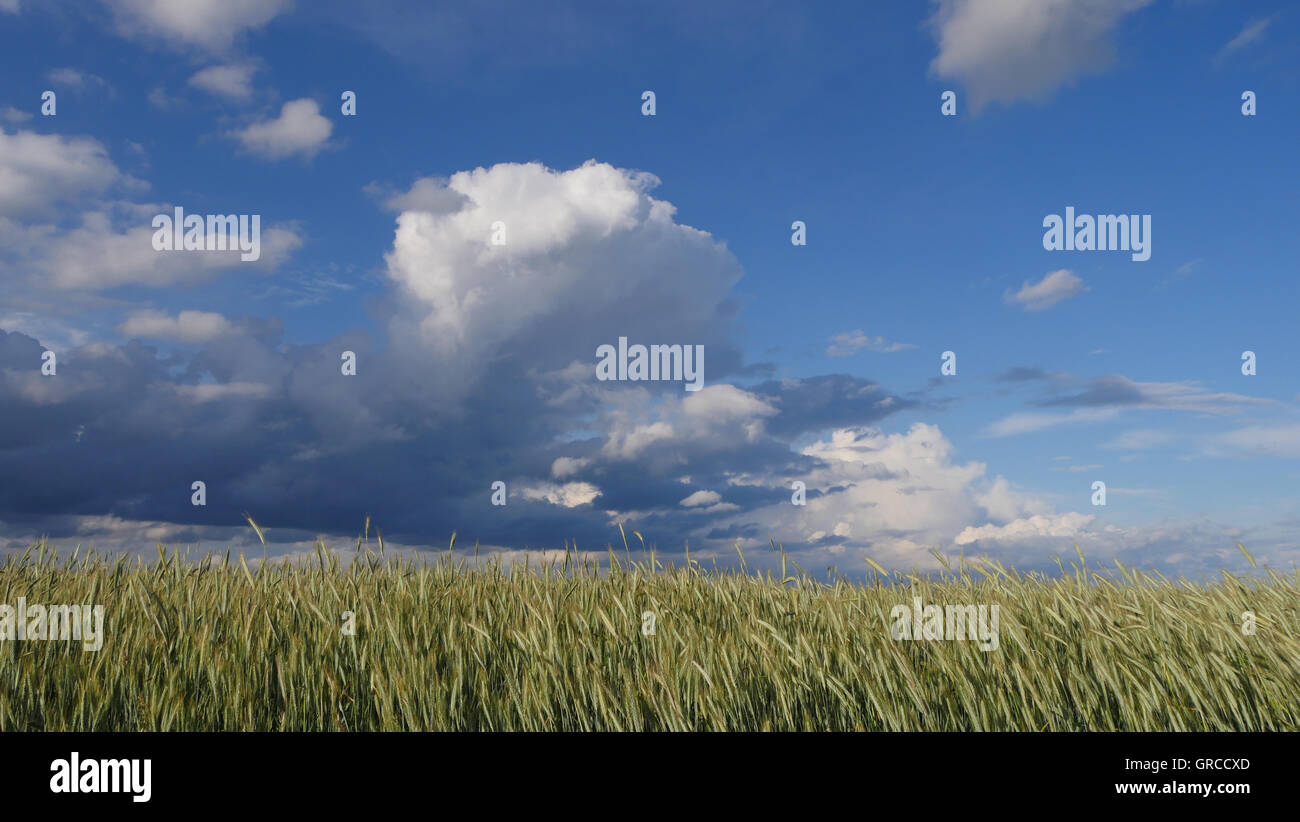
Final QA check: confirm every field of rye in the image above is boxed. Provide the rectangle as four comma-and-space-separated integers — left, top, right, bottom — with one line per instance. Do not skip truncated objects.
1, 534, 1296, 732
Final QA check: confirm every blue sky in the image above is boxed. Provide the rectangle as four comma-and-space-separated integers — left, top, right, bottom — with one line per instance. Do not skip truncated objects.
0, 0, 1296, 577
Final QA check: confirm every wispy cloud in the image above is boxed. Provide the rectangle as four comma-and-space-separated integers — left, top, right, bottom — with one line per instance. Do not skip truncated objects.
987, 374, 1277, 438
46, 67, 110, 93
1215, 15, 1277, 65
1158, 257, 1202, 289
1209, 424, 1300, 459
826, 330, 917, 356
985, 408, 1119, 437
1037, 375, 1275, 413
1103, 428, 1178, 451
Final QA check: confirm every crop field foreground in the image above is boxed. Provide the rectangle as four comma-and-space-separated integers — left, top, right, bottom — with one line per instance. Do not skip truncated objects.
1, 540, 1297, 732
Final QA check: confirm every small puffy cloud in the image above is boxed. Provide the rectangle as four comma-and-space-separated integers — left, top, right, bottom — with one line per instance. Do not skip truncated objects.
120, 309, 233, 344
826, 329, 916, 356
928, 0, 1152, 111
0, 106, 30, 123
519, 481, 602, 508
0, 0, 19, 13
682, 383, 776, 424
550, 456, 590, 478
680, 489, 721, 508
231, 99, 332, 160
189, 62, 257, 101
46, 68, 109, 92
147, 87, 179, 109
106, 0, 292, 53
679, 489, 738, 513
1004, 269, 1086, 311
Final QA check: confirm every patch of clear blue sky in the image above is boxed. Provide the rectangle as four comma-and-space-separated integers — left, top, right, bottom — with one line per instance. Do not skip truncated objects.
2, 0, 1295, 524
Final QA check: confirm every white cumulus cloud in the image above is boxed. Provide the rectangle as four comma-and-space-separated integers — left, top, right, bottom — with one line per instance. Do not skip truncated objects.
955, 512, 1096, 545
231, 99, 332, 160
381, 160, 744, 408
0, 129, 121, 217
928, 0, 1152, 111
189, 62, 258, 101
519, 481, 602, 508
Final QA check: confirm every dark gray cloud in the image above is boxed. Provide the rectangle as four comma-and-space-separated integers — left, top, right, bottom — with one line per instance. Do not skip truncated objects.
1036, 374, 1147, 407
0, 319, 918, 555
749, 374, 916, 438
995, 366, 1050, 383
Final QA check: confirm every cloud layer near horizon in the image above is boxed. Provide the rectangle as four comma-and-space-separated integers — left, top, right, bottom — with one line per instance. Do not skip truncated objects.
0, 137, 1291, 577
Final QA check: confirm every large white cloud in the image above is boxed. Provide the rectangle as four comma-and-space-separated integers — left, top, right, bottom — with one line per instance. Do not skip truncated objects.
382, 160, 745, 405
